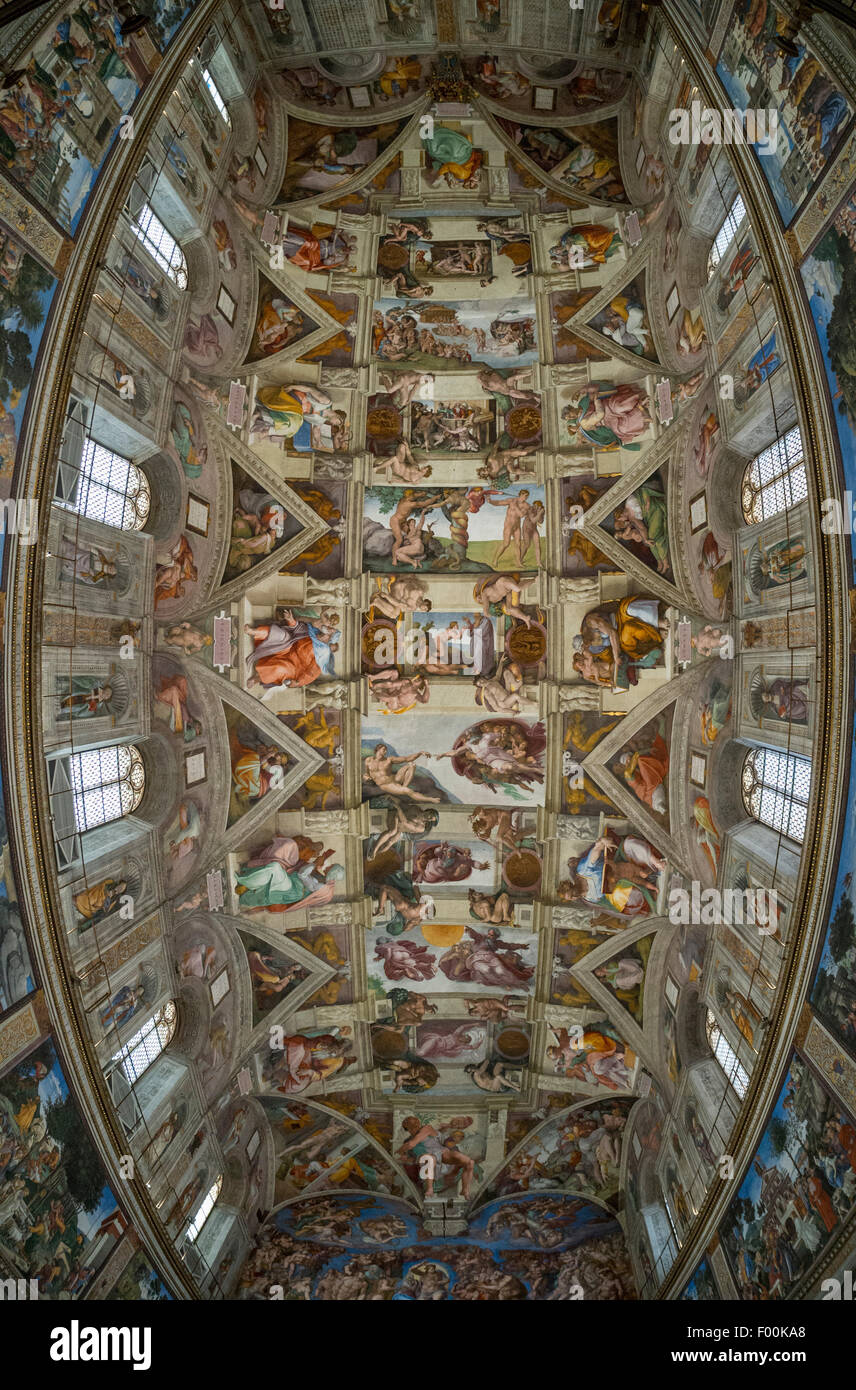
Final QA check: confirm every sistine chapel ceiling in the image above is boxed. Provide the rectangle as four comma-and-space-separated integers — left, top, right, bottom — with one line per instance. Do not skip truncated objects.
1, 0, 856, 1320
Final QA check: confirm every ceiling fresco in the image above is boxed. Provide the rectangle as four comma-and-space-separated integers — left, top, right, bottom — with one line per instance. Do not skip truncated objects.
0, 0, 856, 1333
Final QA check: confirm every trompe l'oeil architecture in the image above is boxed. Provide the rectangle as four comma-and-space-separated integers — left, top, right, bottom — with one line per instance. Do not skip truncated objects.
0, 0, 855, 1306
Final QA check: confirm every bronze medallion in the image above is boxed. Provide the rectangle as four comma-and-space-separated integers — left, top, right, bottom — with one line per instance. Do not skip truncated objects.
507, 623, 547, 665
503, 849, 542, 889
506, 404, 542, 442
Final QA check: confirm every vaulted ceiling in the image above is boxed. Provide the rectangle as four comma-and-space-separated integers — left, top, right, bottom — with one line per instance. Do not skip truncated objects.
0, 0, 855, 1306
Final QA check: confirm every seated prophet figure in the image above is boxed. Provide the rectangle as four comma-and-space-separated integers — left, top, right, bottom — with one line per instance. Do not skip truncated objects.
562, 381, 650, 450
279, 223, 354, 272
253, 383, 348, 452
422, 125, 484, 185
572, 596, 667, 691
559, 833, 664, 917
550, 223, 619, 269
235, 835, 344, 912
245, 609, 339, 690
547, 1028, 631, 1091
397, 1117, 476, 1198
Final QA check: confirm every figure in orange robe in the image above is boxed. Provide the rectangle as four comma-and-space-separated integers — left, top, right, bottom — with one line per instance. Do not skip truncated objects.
805, 1169, 837, 1233
619, 733, 669, 815
245, 612, 331, 689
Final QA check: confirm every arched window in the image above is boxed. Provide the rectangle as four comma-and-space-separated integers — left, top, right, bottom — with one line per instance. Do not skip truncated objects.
707, 193, 746, 279
202, 67, 230, 126
187, 1175, 223, 1242
70, 744, 145, 832
742, 747, 811, 843
741, 426, 807, 524
113, 1001, 177, 1085
56, 438, 150, 531
131, 202, 188, 289
706, 1009, 749, 1099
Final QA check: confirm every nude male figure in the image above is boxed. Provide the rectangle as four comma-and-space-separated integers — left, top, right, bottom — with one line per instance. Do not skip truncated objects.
385, 220, 426, 243
388, 491, 445, 546
379, 370, 434, 408
547, 1027, 580, 1071
370, 805, 435, 859
478, 440, 534, 483
374, 438, 432, 484
691, 625, 725, 657
368, 670, 429, 712
475, 572, 538, 626
385, 273, 434, 299
490, 490, 533, 567
469, 807, 528, 853
370, 576, 432, 621
477, 366, 540, 405
373, 882, 434, 931
475, 657, 531, 714
363, 743, 440, 803
465, 1058, 522, 1093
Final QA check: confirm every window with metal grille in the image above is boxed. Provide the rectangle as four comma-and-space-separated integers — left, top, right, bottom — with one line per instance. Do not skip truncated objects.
707, 194, 746, 279
187, 1175, 223, 1242
741, 426, 808, 523
662, 1187, 681, 1242
56, 438, 150, 531
741, 747, 811, 844
130, 203, 188, 288
706, 1009, 749, 1099
70, 744, 145, 832
202, 67, 230, 125
113, 1001, 177, 1085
